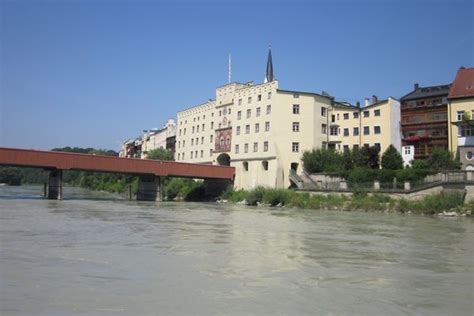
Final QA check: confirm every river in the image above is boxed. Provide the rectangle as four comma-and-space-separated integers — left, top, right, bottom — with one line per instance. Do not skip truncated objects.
0, 185, 473, 315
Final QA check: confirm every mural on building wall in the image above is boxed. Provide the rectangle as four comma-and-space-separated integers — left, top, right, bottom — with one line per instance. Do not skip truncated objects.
215, 127, 232, 152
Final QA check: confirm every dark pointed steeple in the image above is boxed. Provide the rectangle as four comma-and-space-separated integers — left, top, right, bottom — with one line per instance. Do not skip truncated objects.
265, 44, 274, 83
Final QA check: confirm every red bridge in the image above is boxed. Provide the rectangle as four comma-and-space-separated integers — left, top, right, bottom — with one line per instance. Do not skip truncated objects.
0, 147, 235, 200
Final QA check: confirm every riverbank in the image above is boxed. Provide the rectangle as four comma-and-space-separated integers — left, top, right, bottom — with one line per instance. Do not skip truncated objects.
218, 188, 474, 216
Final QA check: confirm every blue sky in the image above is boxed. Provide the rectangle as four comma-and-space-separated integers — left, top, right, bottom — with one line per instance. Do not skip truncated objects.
1, 0, 472, 150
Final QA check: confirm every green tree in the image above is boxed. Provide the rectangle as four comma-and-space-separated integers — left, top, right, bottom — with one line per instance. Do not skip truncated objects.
381, 145, 404, 170
146, 148, 174, 161
425, 148, 461, 171
301, 148, 342, 173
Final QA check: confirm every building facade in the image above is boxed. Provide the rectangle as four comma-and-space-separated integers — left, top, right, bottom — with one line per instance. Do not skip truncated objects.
119, 119, 176, 158
327, 97, 401, 154
400, 83, 451, 160
175, 49, 402, 189
447, 67, 474, 170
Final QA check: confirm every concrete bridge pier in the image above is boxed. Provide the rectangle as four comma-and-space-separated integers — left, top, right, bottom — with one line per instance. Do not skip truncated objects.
48, 169, 63, 200
137, 174, 161, 201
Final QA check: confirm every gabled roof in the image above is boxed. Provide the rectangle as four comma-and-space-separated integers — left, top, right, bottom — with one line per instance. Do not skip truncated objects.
448, 67, 474, 100
400, 84, 451, 101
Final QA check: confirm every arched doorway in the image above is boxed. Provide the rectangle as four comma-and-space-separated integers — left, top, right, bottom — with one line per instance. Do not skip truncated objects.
217, 153, 231, 166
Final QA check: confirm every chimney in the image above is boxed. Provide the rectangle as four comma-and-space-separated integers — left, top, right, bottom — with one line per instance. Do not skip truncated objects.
372, 95, 378, 104
364, 98, 370, 107
414, 83, 419, 90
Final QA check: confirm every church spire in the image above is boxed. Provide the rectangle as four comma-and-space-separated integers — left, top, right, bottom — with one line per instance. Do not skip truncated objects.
265, 44, 274, 83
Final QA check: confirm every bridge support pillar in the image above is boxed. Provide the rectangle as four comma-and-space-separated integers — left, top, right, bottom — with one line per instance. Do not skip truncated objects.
137, 175, 161, 201
48, 169, 63, 200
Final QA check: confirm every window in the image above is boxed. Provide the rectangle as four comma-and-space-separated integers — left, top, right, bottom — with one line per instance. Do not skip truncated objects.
177, 153, 180, 160
404, 147, 411, 155
209, 149, 213, 156
374, 126, 381, 134
353, 144, 359, 150
237, 111, 242, 120
182, 153, 185, 159
200, 150, 203, 158
219, 110, 222, 116
246, 109, 251, 118
364, 126, 370, 135
292, 142, 299, 152
202, 124, 205, 131
292, 122, 300, 132
343, 128, 349, 136
236, 126, 241, 135
201, 136, 204, 144
266, 105, 271, 114
245, 125, 250, 134
322, 124, 327, 134
343, 145, 349, 152
267, 92, 272, 99
211, 122, 214, 129
293, 93, 299, 98
255, 123, 260, 133
330, 127, 338, 135
220, 137, 224, 147
179, 129, 182, 136
228, 108, 231, 115
353, 127, 359, 136
466, 151, 473, 160
256, 107, 261, 117
183, 140, 185, 147
244, 143, 249, 153
265, 121, 270, 131
374, 109, 380, 116
196, 126, 199, 133
235, 144, 239, 154
331, 115, 336, 123
264, 141, 269, 152
191, 151, 193, 159
226, 136, 230, 146
460, 125, 474, 137
192, 126, 195, 133
191, 139, 194, 146
321, 107, 327, 117
343, 113, 349, 120
253, 142, 258, 152
262, 161, 269, 170
258, 94, 262, 101
243, 161, 249, 171
337, 114, 340, 120
457, 111, 465, 121
238, 98, 242, 105
203, 115, 205, 119
248, 97, 252, 104
353, 112, 359, 119
293, 104, 300, 114
363, 111, 369, 118
374, 143, 381, 151
210, 135, 213, 143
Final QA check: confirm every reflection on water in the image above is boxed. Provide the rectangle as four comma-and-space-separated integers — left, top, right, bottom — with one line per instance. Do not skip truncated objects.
1, 186, 473, 315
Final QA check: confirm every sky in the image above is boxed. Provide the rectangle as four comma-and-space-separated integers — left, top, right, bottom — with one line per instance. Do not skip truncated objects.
1, 0, 473, 151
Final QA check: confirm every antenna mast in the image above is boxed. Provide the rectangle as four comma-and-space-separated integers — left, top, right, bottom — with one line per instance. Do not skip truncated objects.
228, 53, 232, 83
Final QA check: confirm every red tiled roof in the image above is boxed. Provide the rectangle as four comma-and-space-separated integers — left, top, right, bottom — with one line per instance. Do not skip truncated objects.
448, 67, 474, 99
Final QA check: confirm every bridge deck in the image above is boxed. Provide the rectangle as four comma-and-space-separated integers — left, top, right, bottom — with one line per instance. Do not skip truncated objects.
0, 147, 234, 180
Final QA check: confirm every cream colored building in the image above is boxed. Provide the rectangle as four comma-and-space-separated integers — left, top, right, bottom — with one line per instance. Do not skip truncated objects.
327, 97, 401, 154
447, 67, 474, 169
175, 49, 402, 189
141, 119, 176, 158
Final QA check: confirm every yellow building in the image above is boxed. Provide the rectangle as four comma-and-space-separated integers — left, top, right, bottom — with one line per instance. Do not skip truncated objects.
175, 49, 402, 189
327, 97, 401, 154
447, 67, 474, 169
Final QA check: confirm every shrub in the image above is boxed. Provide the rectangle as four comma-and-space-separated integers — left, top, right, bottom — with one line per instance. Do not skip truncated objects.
425, 148, 461, 171
302, 148, 343, 173
146, 148, 174, 161
245, 187, 266, 205
220, 188, 247, 202
381, 145, 404, 170
262, 189, 291, 206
